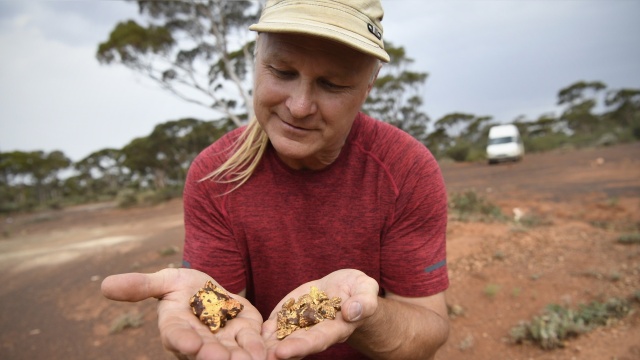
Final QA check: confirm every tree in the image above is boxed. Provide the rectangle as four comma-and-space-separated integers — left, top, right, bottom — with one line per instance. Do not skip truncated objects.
522, 113, 559, 138
0, 150, 71, 209
363, 42, 430, 142
75, 148, 127, 198
557, 81, 607, 134
432, 113, 492, 162
557, 80, 606, 107
121, 118, 227, 190
97, 0, 262, 127
605, 88, 640, 130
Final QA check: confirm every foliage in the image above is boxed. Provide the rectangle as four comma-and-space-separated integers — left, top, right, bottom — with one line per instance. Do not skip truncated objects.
363, 42, 430, 142
3, 0, 640, 212
97, 0, 261, 127
483, 284, 501, 299
109, 311, 144, 334
116, 189, 138, 208
0, 150, 71, 213
510, 297, 632, 349
424, 80, 640, 163
617, 233, 640, 244
449, 190, 504, 222
1, 117, 226, 213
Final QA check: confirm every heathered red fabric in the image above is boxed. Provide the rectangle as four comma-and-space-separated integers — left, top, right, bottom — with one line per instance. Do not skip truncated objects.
182, 112, 448, 359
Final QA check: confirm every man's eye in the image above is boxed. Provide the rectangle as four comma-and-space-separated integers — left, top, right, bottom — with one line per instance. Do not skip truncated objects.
321, 80, 348, 91
270, 67, 295, 79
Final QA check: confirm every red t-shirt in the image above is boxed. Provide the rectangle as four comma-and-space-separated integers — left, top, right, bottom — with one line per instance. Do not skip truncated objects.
182, 112, 448, 359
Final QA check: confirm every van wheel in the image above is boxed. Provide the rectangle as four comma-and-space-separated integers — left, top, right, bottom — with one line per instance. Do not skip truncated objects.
488, 159, 497, 165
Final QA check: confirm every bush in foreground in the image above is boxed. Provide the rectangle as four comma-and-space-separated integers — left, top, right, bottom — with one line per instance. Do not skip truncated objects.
510, 297, 634, 349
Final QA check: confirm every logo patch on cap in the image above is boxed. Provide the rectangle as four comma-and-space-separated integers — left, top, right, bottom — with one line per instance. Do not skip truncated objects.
367, 23, 382, 40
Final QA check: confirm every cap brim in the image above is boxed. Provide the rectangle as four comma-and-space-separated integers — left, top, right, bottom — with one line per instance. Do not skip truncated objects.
250, 22, 389, 63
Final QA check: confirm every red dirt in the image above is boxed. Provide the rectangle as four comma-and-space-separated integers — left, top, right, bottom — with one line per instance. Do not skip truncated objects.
1, 142, 639, 360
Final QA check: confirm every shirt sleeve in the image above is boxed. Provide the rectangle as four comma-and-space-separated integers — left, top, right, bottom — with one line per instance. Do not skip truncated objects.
380, 142, 449, 297
181, 149, 247, 294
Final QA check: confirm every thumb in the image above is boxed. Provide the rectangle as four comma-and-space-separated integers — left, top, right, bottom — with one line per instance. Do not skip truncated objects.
101, 272, 165, 302
102, 268, 207, 302
344, 301, 363, 322
341, 279, 379, 323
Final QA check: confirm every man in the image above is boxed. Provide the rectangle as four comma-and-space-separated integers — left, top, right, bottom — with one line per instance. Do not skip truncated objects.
101, 1, 450, 359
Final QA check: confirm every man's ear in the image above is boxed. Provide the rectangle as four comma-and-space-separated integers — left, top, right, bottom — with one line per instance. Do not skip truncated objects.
366, 62, 382, 96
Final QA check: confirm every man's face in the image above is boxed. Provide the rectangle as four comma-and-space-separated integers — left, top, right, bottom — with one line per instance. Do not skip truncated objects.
253, 33, 378, 170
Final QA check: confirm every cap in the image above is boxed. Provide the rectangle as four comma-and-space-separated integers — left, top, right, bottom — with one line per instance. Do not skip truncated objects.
249, 0, 390, 62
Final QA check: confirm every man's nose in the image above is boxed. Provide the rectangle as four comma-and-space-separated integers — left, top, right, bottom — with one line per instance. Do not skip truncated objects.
286, 82, 318, 119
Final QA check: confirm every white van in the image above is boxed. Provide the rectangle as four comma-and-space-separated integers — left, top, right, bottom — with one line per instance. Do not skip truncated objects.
486, 124, 525, 165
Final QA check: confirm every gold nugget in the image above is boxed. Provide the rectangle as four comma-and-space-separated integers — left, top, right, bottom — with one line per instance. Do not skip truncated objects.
189, 280, 243, 333
276, 286, 342, 340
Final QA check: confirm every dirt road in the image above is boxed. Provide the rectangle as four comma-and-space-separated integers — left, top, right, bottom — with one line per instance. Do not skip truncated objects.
1, 142, 638, 360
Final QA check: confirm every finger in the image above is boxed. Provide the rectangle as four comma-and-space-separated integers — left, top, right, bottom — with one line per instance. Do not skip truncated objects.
236, 326, 267, 360
102, 268, 210, 302
190, 324, 234, 360
101, 272, 159, 302
171, 352, 191, 360
273, 323, 345, 360
158, 308, 206, 356
341, 276, 379, 322
260, 318, 277, 340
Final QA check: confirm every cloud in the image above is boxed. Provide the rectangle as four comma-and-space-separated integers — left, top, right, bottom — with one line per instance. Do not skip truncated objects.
384, 0, 640, 122
0, 5, 212, 161
1, 0, 639, 161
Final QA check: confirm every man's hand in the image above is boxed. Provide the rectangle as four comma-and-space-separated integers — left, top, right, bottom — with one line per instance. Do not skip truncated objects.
261, 269, 379, 360
101, 268, 266, 360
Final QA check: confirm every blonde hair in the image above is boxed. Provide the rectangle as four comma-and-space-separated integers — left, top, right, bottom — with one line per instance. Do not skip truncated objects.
199, 117, 269, 192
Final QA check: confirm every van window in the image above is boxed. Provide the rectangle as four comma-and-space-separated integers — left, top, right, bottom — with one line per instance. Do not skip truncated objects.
488, 136, 515, 145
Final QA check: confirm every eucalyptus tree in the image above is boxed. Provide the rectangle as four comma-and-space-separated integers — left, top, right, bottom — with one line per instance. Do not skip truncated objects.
364, 42, 430, 143
0, 150, 71, 209
557, 80, 607, 134
604, 88, 640, 130
432, 113, 492, 162
75, 148, 127, 198
121, 118, 227, 190
97, 0, 262, 127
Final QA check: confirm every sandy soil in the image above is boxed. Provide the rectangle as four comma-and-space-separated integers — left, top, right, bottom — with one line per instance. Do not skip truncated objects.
1, 142, 639, 360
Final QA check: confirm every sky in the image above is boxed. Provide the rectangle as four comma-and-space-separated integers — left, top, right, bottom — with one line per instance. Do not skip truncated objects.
1, 0, 639, 162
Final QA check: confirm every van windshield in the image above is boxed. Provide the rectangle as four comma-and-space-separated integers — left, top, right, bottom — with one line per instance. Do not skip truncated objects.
488, 136, 515, 145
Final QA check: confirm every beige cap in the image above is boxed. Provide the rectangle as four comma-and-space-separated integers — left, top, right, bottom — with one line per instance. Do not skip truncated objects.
249, 0, 390, 62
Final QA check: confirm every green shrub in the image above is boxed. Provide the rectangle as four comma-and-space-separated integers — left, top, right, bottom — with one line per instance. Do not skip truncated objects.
510, 297, 632, 349
116, 186, 181, 208
449, 190, 504, 222
465, 147, 487, 162
109, 311, 143, 334
617, 233, 640, 244
445, 143, 470, 162
525, 133, 570, 153
116, 189, 138, 208
483, 284, 501, 299
158, 245, 180, 256
138, 186, 181, 206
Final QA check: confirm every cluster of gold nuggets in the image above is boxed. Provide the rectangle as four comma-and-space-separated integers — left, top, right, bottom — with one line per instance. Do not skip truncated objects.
189, 280, 244, 333
276, 286, 342, 339
189, 282, 341, 340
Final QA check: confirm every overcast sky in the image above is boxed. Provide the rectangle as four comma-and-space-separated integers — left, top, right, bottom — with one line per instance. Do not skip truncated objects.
1, 0, 639, 162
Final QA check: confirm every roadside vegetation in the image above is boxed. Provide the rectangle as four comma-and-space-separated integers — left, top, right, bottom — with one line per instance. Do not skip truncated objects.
1, 0, 638, 214
617, 233, 640, 245
510, 293, 639, 350
449, 190, 505, 222
109, 311, 144, 335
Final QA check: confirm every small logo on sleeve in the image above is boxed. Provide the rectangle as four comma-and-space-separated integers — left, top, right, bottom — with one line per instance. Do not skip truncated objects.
425, 260, 446, 273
